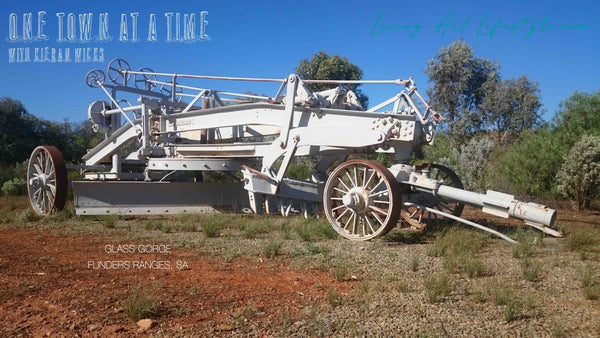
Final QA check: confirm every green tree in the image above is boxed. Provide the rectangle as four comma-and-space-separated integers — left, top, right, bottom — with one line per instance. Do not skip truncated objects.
556, 135, 600, 211
494, 128, 563, 197
481, 76, 543, 143
424, 39, 499, 142
0, 97, 36, 165
295, 51, 368, 107
553, 91, 600, 148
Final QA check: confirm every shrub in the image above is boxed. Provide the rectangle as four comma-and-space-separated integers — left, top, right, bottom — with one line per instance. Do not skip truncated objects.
19, 208, 40, 222
494, 129, 563, 196
504, 297, 520, 322
521, 257, 542, 282
201, 217, 225, 238
424, 273, 452, 303
556, 135, 600, 211
567, 228, 599, 252
296, 218, 338, 241
123, 286, 160, 320
103, 215, 117, 228
410, 255, 420, 272
1, 178, 27, 196
264, 240, 282, 258
581, 265, 600, 300
428, 227, 487, 258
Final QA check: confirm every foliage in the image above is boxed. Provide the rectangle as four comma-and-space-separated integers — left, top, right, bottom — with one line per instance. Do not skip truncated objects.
494, 128, 563, 197
452, 137, 495, 191
427, 227, 487, 258
556, 135, 600, 210
123, 285, 160, 320
553, 91, 600, 147
0, 98, 35, 165
295, 51, 368, 108
424, 135, 495, 191
566, 228, 599, 252
424, 39, 498, 142
425, 40, 541, 145
481, 76, 543, 144
264, 240, 282, 258
1, 178, 27, 196
422, 132, 453, 164
581, 265, 600, 300
424, 273, 453, 303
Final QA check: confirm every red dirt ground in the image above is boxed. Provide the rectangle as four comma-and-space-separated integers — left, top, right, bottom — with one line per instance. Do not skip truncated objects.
1, 198, 598, 336
0, 228, 352, 336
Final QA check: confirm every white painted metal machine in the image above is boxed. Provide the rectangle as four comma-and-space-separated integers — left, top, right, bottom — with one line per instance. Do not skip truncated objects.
27, 59, 561, 242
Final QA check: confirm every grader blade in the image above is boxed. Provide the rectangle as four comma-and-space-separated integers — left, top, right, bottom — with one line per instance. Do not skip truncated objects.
72, 181, 250, 215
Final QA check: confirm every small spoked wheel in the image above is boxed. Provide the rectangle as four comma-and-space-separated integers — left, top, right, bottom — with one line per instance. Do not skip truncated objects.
27, 146, 68, 215
85, 69, 105, 88
323, 159, 401, 240
107, 58, 131, 85
401, 163, 464, 229
134, 67, 157, 91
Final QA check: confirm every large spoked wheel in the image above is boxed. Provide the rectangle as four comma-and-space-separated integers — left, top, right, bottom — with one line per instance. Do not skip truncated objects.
323, 160, 401, 241
27, 146, 68, 215
401, 163, 464, 229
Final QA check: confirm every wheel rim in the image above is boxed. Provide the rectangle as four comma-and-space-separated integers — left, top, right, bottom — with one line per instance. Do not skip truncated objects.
107, 58, 131, 85
401, 163, 464, 229
27, 146, 68, 215
323, 160, 401, 240
134, 67, 157, 91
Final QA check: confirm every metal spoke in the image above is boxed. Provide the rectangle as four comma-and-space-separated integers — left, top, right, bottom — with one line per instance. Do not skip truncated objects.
44, 154, 51, 175
409, 208, 419, 218
337, 177, 351, 191
369, 190, 388, 198
369, 205, 389, 216
362, 167, 367, 188
370, 177, 385, 193
364, 169, 375, 189
332, 204, 346, 211
343, 211, 354, 230
371, 212, 384, 226
372, 199, 390, 204
336, 207, 350, 222
333, 187, 348, 194
345, 171, 357, 188
361, 216, 367, 236
364, 215, 376, 234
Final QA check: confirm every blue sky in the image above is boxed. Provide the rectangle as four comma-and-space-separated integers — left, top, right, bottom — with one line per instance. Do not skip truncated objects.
1, 0, 598, 124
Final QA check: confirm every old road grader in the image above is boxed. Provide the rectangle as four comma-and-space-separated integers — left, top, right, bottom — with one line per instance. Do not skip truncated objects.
26, 58, 561, 243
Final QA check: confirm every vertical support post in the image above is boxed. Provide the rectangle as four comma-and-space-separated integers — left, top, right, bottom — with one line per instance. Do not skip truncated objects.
140, 102, 151, 156
279, 74, 299, 149
171, 74, 178, 102
110, 95, 122, 175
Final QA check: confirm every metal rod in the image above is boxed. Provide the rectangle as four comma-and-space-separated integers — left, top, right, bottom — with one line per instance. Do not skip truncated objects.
404, 202, 518, 244
303, 79, 410, 85
98, 84, 140, 132
129, 70, 410, 85
128, 70, 285, 82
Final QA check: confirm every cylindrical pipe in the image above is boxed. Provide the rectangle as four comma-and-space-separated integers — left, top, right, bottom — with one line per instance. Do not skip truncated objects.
436, 185, 556, 227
